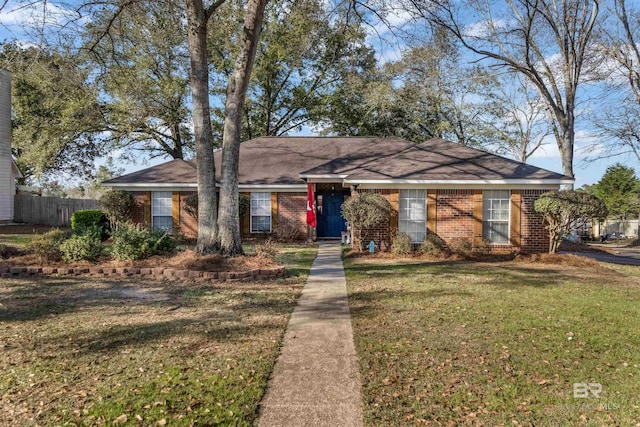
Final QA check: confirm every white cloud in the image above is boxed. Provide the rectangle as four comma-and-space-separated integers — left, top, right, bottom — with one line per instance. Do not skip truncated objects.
464, 19, 510, 38
375, 45, 403, 64
0, 1, 82, 29
527, 130, 604, 161
527, 134, 560, 160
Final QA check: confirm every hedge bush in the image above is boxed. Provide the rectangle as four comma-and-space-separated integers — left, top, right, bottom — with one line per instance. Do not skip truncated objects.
111, 222, 177, 261
28, 229, 68, 261
418, 233, 447, 257
71, 210, 109, 240
59, 234, 102, 262
449, 237, 473, 257
391, 233, 413, 255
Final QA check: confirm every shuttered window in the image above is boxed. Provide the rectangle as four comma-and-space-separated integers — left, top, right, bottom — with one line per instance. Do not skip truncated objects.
152, 191, 173, 232
399, 189, 427, 243
251, 192, 271, 233
482, 190, 510, 244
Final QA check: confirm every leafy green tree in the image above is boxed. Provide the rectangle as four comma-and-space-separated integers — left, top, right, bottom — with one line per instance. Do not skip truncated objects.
314, 32, 499, 146
591, 163, 640, 221
534, 190, 608, 253
207, 0, 375, 141
0, 42, 106, 180
84, 0, 193, 160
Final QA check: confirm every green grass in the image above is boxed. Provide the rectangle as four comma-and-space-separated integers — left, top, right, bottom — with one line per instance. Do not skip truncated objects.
0, 244, 317, 426
0, 225, 67, 248
344, 256, 640, 426
0, 233, 34, 248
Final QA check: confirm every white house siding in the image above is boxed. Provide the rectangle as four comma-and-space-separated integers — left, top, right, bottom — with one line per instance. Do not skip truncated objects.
0, 70, 13, 222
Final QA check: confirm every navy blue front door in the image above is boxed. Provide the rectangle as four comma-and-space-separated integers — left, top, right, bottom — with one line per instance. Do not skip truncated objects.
318, 192, 347, 238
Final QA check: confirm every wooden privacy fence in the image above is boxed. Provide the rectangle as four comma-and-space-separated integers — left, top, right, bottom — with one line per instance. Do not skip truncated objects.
14, 195, 99, 227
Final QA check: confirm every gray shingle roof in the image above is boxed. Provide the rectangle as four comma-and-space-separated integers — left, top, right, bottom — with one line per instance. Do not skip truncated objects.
104, 158, 196, 184
104, 137, 571, 186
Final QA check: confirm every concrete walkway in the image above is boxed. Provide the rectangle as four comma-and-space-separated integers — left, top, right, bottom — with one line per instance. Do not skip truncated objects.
258, 243, 362, 427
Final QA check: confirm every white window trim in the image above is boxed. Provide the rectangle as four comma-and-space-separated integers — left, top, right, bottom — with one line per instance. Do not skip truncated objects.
250, 192, 272, 234
483, 190, 511, 245
399, 189, 427, 243
151, 191, 173, 232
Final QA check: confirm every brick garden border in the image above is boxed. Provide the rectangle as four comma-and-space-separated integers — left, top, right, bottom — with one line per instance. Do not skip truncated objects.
0, 266, 286, 283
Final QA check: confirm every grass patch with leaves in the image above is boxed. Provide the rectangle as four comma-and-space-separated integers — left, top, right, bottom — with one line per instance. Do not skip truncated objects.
0, 244, 317, 426
344, 256, 640, 426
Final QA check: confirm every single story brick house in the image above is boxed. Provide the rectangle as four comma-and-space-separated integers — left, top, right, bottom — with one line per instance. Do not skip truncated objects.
103, 136, 573, 253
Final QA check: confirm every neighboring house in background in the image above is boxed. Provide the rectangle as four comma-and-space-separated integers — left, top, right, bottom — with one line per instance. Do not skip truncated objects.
0, 70, 22, 223
103, 136, 573, 253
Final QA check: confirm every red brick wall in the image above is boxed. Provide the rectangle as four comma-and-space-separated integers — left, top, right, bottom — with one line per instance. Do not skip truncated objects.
179, 191, 198, 238
521, 190, 550, 253
352, 188, 551, 254
126, 188, 551, 253
131, 191, 147, 226
436, 189, 475, 241
276, 192, 307, 240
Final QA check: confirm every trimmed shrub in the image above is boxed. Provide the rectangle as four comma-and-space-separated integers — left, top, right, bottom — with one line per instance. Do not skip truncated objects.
534, 190, 608, 253
74, 224, 105, 241
419, 233, 447, 257
341, 192, 391, 251
99, 190, 135, 228
473, 239, 493, 257
28, 229, 68, 261
111, 222, 177, 261
59, 234, 102, 262
449, 237, 473, 257
147, 227, 178, 255
71, 210, 109, 240
391, 233, 413, 256
111, 223, 148, 260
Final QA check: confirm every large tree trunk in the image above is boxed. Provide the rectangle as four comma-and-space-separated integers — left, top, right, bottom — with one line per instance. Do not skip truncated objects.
217, 0, 269, 256
185, 0, 219, 253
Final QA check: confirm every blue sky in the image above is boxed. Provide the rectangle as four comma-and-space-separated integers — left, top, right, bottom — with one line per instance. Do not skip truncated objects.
0, 0, 635, 188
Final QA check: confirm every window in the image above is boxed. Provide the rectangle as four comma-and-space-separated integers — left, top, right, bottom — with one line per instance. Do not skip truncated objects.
251, 192, 271, 233
152, 191, 173, 232
483, 190, 510, 244
399, 189, 426, 243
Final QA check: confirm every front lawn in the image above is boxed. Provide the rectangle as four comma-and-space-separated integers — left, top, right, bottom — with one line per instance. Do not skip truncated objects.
344, 255, 640, 425
0, 244, 317, 426
0, 225, 59, 248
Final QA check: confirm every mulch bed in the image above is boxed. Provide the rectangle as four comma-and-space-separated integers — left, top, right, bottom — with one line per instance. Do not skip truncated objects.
0, 248, 286, 282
